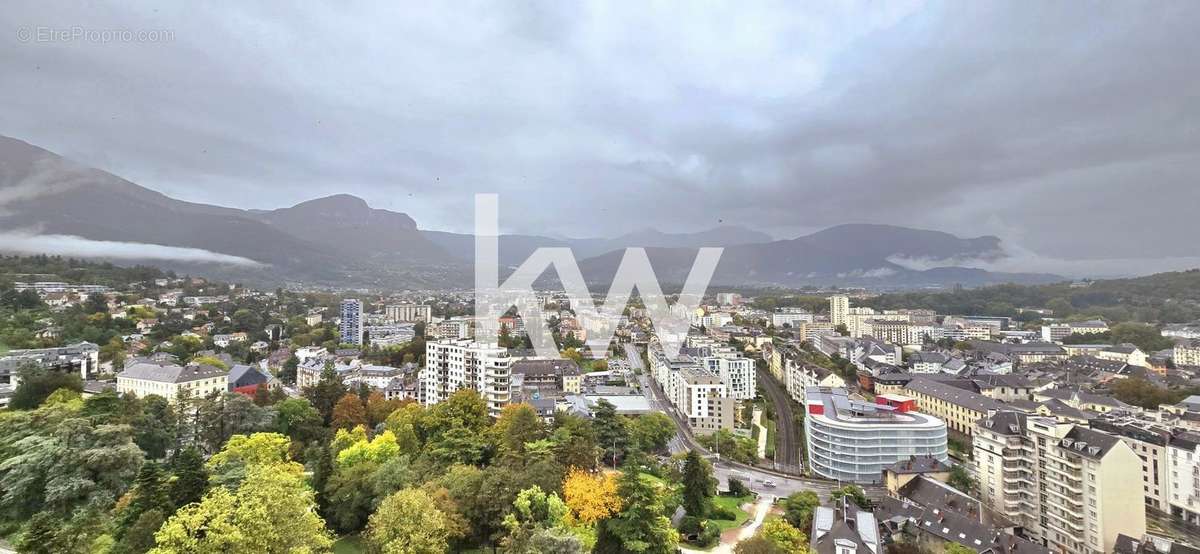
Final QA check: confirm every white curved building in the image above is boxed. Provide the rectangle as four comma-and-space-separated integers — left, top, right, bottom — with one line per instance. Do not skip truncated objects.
804, 387, 948, 483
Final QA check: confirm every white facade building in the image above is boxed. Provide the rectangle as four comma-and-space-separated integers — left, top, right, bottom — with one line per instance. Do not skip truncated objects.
803, 387, 948, 483
421, 339, 511, 416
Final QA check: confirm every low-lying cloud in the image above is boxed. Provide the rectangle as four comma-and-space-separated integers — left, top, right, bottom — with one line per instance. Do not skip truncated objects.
888, 243, 1200, 280
0, 231, 264, 266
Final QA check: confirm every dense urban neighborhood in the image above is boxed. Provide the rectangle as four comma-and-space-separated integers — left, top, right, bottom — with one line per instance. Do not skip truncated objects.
3, 255, 1200, 553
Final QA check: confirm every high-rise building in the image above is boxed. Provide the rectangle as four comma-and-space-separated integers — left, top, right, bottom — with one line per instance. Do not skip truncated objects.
829, 295, 850, 327
803, 387, 948, 483
421, 339, 511, 416
975, 411, 1146, 554
385, 303, 432, 323
340, 299, 364, 345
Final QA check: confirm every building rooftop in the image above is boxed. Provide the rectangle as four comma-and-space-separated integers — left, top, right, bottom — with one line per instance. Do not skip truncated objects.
905, 377, 1005, 413
119, 361, 228, 384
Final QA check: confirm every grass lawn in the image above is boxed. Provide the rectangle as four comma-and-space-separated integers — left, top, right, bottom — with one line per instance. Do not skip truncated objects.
332, 535, 365, 554
764, 419, 777, 459
709, 494, 754, 531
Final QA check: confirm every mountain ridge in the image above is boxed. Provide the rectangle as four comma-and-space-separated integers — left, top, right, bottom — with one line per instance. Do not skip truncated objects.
0, 135, 1059, 289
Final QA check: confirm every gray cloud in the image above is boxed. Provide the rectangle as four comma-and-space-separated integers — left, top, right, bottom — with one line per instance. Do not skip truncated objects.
0, 1, 1197, 267
0, 231, 263, 266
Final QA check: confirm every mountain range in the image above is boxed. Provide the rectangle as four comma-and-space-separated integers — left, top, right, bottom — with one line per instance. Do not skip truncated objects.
0, 135, 1062, 289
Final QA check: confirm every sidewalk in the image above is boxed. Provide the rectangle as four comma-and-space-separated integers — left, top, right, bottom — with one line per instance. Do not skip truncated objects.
752, 408, 768, 460
679, 495, 774, 554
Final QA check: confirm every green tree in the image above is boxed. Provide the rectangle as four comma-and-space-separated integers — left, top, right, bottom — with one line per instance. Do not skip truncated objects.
303, 361, 348, 425
502, 485, 571, 553
948, 464, 975, 494
116, 461, 173, 539
152, 464, 333, 553
170, 446, 209, 508
494, 403, 546, 459
681, 449, 714, 517
365, 488, 450, 554
758, 518, 808, 552
782, 490, 820, 530
831, 484, 871, 509
10, 364, 83, 410
598, 466, 679, 554
592, 399, 628, 467
627, 412, 675, 453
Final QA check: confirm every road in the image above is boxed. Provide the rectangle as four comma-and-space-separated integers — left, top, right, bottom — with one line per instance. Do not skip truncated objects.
755, 366, 801, 470
624, 343, 884, 502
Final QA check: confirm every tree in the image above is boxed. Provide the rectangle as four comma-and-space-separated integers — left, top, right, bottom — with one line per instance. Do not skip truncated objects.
1110, 322, 1174, 352
365, 390, 399, 428
599, 466, 679, 554
17, 512, 58, 554
303, 361, 348, 425
945, 544, 976, 554
132, 394, 178, 459
10, 364, 83, 410
592, 399, 628, 467
365, 488, 450, 554
331, 393, 367, 430
627, 412, 675, 453
734, 536, 787, 554
550, 413, 599, 470
949, 464, 975, 494
494, 403, 545, 459
563, 468, 621, 525
782, 490, 820, 530
152, 464, 333, 553
681, 449, 714, 517
170, 446, 208, 508
758, 518, 808, 552
116, 461, 173, 539
274, 397, 326, 448
728, 477, 750, 497
206, 432, 292, 488
503, 485, 572, 553
831, 484, 871, 509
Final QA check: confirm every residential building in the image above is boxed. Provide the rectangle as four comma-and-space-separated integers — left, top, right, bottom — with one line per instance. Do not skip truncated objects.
909, 351, 950, 374
786, 362, 845, 402
117, 360, 229, 402
1090, 416, 1171, 512
385, 303, 432, 323
771, 308, 814, 328
810, 500, 880, 554
804, 387, 949, 483
1097, 343, 1149, 367
421, 339, 511, 416
434, 318, 472, 339
0, 341, 100, 384
700, 353, 756, 400
715, 292, 741, 306
904, 377, 1004, 438
509, 358, 583, 397
1042, 320, 1109, 342
975, 411, 1146, 554
1167, 431, 1200, 525
648, 345, 734, 435
1175, 341, 1200, 368
340, 299, 364, 345
829, 295, 850, 328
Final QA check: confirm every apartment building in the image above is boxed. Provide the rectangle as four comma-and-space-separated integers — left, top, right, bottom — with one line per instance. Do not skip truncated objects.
0, 341, 100, 384
1041, 320, 1109, 342
1091, 416, 1171, 512
904, 377, 1004, 438
421, 339, 511, 416
648, 345, 734, 435
433, 318, 472, 339
117, 360, 229, 402
974, 412, 1145, 554
829, 295, 850, 327
686, 335, 757, 400
771, 308, 814, 328
340, 298, 364, 345
1167, 431, 1200, 525
804, 387, 948, 483
1174, 341, 1200, 368
785, 362, 845, 402
385, 303, 432, 323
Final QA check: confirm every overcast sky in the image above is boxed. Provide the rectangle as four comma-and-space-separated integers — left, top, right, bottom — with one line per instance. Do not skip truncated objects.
2, 1, 1198, 264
